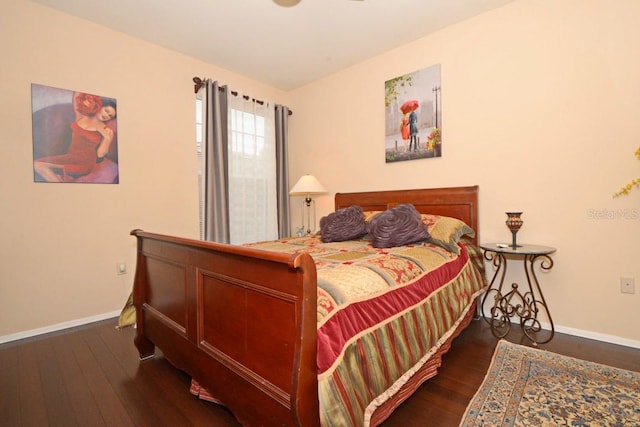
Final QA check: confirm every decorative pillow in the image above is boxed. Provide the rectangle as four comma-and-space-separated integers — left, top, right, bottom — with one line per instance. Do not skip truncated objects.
420, 214, 475, 254
319, 205, 368, 243
367, 204, 431, 248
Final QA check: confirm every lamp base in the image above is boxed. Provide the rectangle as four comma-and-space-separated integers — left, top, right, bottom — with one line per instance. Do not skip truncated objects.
300, 198, 317, 236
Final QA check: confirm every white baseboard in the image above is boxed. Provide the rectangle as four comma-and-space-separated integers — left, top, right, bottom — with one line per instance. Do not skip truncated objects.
525, 319, 640, 349
0, 310, 121, 345
480, 301, 640, 350
552, 323, 640, 350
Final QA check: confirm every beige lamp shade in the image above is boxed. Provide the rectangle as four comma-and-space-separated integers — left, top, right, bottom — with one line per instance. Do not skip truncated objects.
289, 174, 326, 196
272, 0, 302, 6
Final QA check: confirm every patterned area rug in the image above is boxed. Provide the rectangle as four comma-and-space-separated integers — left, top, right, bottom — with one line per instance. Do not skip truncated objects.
459, 340, 640, 426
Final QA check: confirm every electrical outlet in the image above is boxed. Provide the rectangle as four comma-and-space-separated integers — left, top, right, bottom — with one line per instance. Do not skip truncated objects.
620, 277, 635, 294
117, 262, 127, 275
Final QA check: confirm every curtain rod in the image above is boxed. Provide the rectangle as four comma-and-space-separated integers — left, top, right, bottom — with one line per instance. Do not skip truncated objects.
193, 77, 292, 115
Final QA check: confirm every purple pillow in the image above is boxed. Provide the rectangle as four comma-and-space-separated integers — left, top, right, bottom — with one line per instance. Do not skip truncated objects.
319, 205, 368, 243
368, 204, 431, 248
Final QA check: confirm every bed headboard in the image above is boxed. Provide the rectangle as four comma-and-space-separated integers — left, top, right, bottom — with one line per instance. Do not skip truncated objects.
334, 186, 479, 246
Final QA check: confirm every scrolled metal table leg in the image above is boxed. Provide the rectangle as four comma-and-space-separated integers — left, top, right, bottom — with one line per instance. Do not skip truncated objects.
481, 251, 513, 338
520, 253, 555, 345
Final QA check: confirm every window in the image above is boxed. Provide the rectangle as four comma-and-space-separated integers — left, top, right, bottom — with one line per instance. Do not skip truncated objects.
227, 99, 277, 245
196, 94, 277, 244
195, 97, 205, 239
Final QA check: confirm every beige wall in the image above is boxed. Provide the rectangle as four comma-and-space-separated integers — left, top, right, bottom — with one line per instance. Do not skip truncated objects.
2, 0, 638, 347
0, 0, 288, 340
287, 0, 640, 345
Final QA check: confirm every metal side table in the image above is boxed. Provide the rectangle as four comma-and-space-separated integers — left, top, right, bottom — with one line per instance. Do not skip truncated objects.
480, 243, 556, 345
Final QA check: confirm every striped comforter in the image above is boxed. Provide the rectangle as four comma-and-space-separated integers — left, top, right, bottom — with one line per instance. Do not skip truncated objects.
246, 235, 487, 426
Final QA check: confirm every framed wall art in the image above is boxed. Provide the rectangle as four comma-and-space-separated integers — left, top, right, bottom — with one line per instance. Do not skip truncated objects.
384, 64, 441, 163
32, 83, 119, 184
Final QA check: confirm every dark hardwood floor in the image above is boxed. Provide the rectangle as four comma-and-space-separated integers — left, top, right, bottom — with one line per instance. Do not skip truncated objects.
1, 317, 638, 426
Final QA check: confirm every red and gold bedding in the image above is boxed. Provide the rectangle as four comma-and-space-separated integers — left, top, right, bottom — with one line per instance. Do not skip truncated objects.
241, 235, 486, 426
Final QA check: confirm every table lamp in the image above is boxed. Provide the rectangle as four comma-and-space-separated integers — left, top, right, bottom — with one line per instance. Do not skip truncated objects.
289, 174, 327, 235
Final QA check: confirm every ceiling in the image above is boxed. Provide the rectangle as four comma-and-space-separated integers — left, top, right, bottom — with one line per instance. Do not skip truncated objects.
32, 0, 514, 91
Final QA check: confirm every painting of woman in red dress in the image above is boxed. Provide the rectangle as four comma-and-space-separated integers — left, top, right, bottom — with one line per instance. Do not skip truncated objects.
32, 84, 119, 183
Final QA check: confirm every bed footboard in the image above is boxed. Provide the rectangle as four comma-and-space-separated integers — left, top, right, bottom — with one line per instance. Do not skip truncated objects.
131, 230, 320, 426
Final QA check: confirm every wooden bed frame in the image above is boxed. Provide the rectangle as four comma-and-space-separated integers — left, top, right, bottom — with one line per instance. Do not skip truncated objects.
131, 185, 479, 426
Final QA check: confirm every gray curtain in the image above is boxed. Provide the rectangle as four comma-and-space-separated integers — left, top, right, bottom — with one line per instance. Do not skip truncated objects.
202, 79, 290, 242
275, 105, 291, 238
203, 80, 230, 243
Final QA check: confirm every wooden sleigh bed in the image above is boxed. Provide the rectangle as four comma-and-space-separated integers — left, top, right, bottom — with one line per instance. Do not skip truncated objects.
131, 185, 485, 426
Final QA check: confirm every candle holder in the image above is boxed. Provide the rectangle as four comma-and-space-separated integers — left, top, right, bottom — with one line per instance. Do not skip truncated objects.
505, 212, 523, 248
